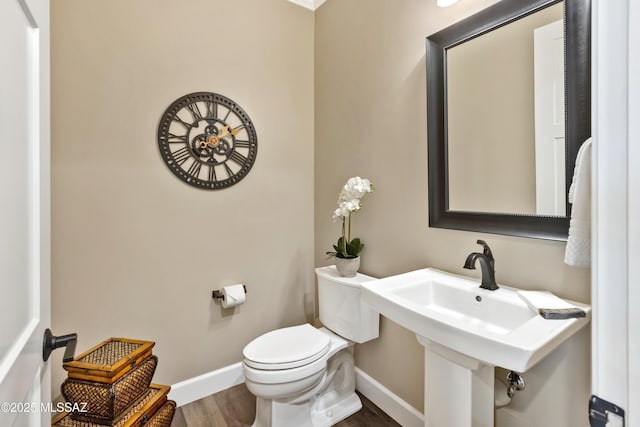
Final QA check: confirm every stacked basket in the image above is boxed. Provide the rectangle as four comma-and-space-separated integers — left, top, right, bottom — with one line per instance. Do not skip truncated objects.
52, 338, 176, 427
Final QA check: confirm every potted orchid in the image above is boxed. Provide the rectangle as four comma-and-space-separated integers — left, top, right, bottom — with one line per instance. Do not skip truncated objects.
326, 176, 373, 277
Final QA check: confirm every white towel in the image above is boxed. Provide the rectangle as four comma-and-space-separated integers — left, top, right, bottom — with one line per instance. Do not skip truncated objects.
518, 290, 585, 319
564, 137, 592, 267
518, 290, 578, 311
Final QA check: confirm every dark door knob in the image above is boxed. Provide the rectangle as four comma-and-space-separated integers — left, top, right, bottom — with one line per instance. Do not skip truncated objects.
43, 328, 77, 363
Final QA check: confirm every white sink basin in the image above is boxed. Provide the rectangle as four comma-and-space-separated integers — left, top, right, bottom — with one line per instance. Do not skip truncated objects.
361, 268, 591, 372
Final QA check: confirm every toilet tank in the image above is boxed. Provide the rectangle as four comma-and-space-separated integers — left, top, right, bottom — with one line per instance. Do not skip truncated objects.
315, 266, 379, 343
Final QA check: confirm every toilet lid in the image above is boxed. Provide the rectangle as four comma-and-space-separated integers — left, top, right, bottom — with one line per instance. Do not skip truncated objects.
243, 324, 331, 370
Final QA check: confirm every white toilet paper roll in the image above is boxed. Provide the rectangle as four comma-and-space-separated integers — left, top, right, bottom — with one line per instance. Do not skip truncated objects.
221, 284, 246, 308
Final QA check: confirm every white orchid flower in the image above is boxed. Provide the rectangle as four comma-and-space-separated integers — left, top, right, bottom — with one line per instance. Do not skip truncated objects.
328, 177, 374, 259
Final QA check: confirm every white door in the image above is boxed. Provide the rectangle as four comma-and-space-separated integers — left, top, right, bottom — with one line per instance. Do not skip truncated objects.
533, 19, 566, 216
0, 0, 51, 426
592, 0, 639, 425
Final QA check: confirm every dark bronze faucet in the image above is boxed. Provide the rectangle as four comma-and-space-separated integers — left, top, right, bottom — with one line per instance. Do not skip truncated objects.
463, 240, 499, 291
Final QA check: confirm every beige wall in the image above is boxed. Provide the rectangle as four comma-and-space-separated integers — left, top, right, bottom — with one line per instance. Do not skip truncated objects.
315, 0, 591, 426
51, 0, 314, 393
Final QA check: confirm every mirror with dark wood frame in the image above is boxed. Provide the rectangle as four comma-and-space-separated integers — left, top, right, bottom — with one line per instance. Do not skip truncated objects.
426, 0, 591, 240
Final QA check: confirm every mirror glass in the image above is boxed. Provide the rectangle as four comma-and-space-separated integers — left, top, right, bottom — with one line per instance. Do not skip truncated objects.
447, 3, 565, 216
426, 0, 591, 240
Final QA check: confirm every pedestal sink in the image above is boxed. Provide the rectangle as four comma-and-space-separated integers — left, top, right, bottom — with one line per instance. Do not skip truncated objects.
361, 268, 590, 427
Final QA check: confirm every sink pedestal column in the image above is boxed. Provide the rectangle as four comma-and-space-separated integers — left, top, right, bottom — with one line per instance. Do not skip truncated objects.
417, 337, 494, 427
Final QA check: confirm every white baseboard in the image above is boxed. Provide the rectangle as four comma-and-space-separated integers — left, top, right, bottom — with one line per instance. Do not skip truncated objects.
170, 362, 244, 407
355, 367, 424, 427
170, 362, 424, 427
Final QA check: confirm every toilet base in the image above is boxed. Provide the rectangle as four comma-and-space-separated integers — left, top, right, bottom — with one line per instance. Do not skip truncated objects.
310, 392, 362, 426
249, 341, 360, 427
252, 391, 361, 427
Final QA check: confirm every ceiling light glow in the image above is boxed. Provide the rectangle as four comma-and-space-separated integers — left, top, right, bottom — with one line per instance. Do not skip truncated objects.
437, 0, 459, 7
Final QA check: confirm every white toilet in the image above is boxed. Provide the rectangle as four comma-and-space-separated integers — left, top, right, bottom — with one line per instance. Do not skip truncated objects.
242, 266, 379, 427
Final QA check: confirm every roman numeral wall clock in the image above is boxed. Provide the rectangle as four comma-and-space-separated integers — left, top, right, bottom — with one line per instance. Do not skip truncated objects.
157, 92, 258, 189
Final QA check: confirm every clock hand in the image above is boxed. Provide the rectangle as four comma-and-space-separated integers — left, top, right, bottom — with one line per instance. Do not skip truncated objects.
221, 127, 242, 139
206, 126, 242, 147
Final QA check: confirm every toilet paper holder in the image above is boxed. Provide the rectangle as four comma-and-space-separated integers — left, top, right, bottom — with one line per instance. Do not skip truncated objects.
212, 285, 247, 301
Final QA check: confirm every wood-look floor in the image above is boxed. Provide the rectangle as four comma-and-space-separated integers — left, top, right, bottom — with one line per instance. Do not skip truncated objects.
171, 383, 400, 427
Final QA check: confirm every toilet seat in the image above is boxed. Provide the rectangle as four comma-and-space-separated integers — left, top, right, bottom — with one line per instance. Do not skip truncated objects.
243, 325, 346, 387
243, 324, 331, 370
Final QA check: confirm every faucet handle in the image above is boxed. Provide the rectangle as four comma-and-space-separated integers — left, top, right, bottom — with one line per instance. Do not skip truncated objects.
476, 240, 494, 263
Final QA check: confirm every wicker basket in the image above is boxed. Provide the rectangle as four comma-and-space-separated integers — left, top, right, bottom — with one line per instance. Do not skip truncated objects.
139, 400, 176, 427
62, 355, 157, 425
63, 338, 155, 384
52, 385, 175, 427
